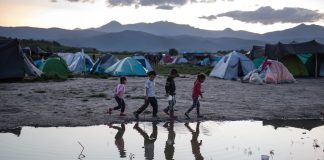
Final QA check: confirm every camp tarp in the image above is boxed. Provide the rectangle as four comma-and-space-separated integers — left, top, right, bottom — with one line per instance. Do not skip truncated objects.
253, 56, 266, 68
91, 53, 119, 74
249, 45, 265, 60
40, 57, 70, 79
209, 51, 255, 80
0, 39, 42, 80
133, 55, 153, 71
303, 54, 324, 76
105, 57, 147, 76
265, 40, 324, 60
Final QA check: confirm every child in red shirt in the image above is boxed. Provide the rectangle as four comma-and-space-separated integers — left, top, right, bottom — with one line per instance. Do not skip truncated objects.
185, 74, 206, 119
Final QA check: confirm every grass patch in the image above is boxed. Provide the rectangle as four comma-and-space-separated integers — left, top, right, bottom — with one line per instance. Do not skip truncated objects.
88, 93, 107, 98
154, 64, 213, 75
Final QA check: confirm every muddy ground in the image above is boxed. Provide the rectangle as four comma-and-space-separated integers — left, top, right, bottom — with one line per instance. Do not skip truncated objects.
0, 75, 324, 129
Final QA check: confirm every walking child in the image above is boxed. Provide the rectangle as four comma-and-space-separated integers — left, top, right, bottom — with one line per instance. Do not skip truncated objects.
133, 71, 159, 119
163, 69, 178, 118
185, 73, 206, 119
108, 77, 127, 116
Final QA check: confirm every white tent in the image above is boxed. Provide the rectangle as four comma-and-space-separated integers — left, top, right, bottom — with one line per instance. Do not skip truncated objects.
133, 55, 153, 71
172, 56, 188, 64
209, 51, 255, 80
58, 51, 94, 74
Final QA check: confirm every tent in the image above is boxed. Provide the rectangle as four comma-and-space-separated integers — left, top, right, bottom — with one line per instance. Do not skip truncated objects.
40, 57, 70, 78
161, 54, 173, 64
133, 55, 153, 71
58, 53, 75, 66
172, 56, 188, 64
58, 52, 94, 74
67, 52, 94, 74
280, 55, 309, 76
243, 60, 295, 84
0, 39, 42, 80
261, 60, 295, 84
265, 40, 324, 77
105, 57, 147, 76
209, 51, 255, 80
91, 53, 119, 74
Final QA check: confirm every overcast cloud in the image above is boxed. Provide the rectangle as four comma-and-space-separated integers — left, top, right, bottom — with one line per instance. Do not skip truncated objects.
199, 6, 324, 24
50, 0, 234, 9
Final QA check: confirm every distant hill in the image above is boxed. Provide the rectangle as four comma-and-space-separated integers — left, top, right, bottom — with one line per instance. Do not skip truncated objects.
94, 21, 260, 40
0, 26, 104, 41
259, 24, 324, 42
1, 21, 324, 52
60, 30, 266, 52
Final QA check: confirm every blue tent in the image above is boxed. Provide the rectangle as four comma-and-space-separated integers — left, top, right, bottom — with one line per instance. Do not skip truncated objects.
91, 53, 118, 74
132, 55, 153, 71
105, 57, 147, 76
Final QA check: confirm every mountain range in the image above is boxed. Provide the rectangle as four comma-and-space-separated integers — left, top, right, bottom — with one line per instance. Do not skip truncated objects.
1, 21, 324, 52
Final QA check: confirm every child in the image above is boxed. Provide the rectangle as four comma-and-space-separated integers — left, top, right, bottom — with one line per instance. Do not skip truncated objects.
185, 73, 206, 119
108, 77, 127, 116
133, 71, 158, 119
163, 69, 178, 118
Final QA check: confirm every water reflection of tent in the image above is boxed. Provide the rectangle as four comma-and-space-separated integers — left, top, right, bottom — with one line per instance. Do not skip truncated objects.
263, 120, 324, 131
0, 127, 22, 137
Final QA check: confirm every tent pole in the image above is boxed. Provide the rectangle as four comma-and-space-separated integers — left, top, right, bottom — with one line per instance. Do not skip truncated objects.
315, 54, 318, 78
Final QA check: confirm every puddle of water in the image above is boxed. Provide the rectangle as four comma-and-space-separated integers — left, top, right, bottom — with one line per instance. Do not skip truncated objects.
0, 120, 324, 160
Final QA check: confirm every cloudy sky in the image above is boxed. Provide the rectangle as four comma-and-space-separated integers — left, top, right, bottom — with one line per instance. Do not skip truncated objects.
0, 0, 324, 33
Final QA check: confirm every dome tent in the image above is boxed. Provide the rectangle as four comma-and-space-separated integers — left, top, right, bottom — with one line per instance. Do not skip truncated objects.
91, 53, 119, 74
132, 55, 153, 71
209, 51, 255, 80
105, 57, 147, 76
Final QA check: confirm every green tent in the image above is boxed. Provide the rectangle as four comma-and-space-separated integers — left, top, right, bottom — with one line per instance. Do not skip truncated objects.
281, 55, 309, 77
253, 56, 266, 68
40, 57, 70, 78
105, 57, 147, 76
